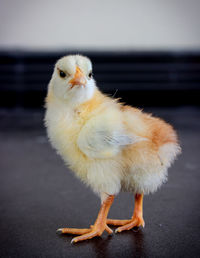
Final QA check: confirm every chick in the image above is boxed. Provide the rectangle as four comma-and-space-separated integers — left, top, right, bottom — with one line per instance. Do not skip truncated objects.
45, 55, 181, 243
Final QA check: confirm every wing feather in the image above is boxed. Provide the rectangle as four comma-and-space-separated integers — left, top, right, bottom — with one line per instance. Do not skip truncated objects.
77, 117, 147, 159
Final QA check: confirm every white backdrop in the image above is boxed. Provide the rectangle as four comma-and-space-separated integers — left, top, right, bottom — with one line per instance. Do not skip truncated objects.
0, 0, 200, 50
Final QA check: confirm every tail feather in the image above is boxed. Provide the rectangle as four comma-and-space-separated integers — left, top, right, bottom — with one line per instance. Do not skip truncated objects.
158, 142, 181, 168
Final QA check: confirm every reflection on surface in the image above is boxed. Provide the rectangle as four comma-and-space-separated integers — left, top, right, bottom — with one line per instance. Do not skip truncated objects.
57, 227, 147, 257
92, 235, 113, 258
132, 228, 146, 257
92, 228, 146, 258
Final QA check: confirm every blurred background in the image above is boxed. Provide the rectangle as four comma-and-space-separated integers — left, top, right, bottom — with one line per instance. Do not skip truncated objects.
0, 0, 200, 107
0, 1, 200, 257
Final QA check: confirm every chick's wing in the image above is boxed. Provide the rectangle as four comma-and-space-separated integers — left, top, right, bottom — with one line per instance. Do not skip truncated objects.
77, 112, 145, 159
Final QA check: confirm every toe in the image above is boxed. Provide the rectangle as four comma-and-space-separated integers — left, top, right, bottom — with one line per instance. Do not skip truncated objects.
115, 217, 144, 233
71, 230, 100, 243
57, 227, 92, 235
107, 219, 131, 226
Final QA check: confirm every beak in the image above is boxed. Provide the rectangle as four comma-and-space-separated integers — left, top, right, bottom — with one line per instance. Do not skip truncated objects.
69, 66, 87, 89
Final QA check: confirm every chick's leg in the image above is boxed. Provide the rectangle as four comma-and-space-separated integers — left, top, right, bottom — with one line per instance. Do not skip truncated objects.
58, 195, 114, 243
107, 193, 145, 233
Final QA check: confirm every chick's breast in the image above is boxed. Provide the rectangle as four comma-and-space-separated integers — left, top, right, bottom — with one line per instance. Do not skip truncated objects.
45, 105, 90, 182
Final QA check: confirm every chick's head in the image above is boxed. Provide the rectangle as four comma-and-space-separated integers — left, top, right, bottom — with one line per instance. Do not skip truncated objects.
50, 55, 96, 105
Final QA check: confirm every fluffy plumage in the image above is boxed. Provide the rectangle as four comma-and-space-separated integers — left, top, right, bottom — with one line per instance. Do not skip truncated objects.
45, 54, 180, 197
44, 55, 181, 243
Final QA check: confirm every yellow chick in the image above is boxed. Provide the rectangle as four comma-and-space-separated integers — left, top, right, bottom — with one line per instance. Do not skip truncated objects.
45, 55, 181, 244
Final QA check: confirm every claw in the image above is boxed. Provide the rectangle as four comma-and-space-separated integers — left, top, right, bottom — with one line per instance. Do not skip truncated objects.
56, 228, 63, 234
71, 238, 76, 244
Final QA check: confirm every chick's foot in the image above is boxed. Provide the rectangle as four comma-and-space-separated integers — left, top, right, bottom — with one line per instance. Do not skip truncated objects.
108, 193, 145, 233
57, 195, 114, 243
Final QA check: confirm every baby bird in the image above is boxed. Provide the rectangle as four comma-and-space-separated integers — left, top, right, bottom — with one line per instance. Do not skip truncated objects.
45, 55, 181, 244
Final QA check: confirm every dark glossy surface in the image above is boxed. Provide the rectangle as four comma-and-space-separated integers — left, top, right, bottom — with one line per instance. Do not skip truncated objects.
0, 107, 200, 258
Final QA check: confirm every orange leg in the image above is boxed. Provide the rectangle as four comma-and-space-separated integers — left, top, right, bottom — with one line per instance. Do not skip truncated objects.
57, 195, 114, 243
107, 193, 145, 233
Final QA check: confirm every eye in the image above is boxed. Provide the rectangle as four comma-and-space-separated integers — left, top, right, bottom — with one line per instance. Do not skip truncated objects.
88, 71, 93, 79
59, 70, 66, 78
